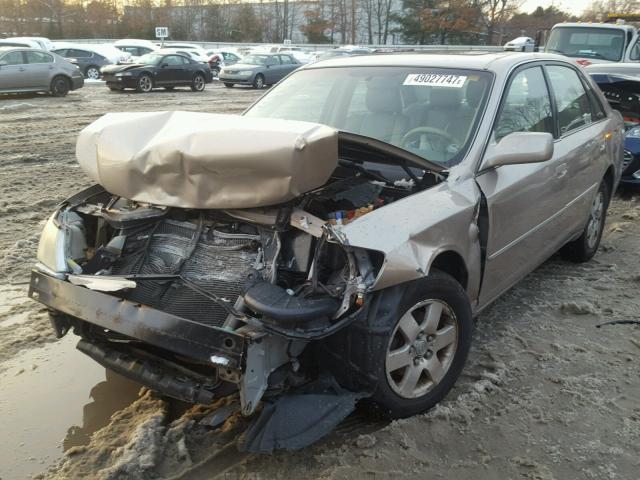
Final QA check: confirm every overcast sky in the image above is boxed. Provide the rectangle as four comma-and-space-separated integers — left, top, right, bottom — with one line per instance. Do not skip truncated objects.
521, 0, 593, 15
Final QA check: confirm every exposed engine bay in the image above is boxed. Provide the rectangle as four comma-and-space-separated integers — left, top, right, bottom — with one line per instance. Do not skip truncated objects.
32, 134, 445, 450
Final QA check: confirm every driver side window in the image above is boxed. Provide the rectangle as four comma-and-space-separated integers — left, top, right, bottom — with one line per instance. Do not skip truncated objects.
495, 66, 553, 142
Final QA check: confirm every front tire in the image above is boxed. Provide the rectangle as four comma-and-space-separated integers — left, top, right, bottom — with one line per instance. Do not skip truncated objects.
136, 74, 153, 93
50, 76, 70, 97
561, 180, 609, 262
322, 271, 473, 419
252, 74, 265, 89
191, 73, 206, 92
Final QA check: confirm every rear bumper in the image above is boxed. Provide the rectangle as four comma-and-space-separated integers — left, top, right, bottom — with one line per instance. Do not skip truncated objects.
28, 269, 247, 369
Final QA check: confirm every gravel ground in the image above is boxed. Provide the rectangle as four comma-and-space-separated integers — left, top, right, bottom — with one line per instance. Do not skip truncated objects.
0, 83, 639, 480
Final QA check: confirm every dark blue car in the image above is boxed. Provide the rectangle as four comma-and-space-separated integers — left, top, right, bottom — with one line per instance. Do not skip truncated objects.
589, 68, 640, 186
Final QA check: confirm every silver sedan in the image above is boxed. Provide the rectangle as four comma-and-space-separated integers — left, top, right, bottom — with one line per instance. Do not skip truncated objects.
0, 47, 84, 96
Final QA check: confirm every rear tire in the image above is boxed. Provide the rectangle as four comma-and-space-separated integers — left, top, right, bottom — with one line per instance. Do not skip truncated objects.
561, 180, 609, 262
136, 74, 153, 93
191, 73, 206, 92
224, 82, 234, 88
85, 65, 101, 80
50, 76, 70, 97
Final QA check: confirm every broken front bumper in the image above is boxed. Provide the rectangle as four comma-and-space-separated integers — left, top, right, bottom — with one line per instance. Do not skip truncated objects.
28, 269, 247, 370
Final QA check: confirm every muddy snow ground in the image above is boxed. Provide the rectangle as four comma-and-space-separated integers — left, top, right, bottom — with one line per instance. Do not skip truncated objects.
1, 83, 639, 480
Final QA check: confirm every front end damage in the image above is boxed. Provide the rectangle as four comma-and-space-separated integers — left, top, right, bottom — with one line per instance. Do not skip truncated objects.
30, 112, 453, 451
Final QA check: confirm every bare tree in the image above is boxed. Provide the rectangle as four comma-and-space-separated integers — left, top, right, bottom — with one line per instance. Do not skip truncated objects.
479, 0, 523, 45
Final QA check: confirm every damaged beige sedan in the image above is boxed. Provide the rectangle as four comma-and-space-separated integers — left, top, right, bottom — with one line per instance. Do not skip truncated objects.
30, 53, 624, 452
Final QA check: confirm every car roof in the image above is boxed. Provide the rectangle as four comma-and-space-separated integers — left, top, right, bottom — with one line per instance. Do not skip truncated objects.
0, 46, 45, 53
304, 52, 573, 73
553, 22, 635, 32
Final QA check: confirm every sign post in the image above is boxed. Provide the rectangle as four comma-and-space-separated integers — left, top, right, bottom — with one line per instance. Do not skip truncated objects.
155, 27, 169, 47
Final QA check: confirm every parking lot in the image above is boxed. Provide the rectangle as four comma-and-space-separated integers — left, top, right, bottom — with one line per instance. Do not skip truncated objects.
1, 82, 640, 480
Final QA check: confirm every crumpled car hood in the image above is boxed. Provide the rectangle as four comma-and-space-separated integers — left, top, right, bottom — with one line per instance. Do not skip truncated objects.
76, 111, 339, 209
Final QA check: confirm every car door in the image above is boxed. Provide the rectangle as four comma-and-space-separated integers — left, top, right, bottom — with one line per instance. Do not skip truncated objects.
278, 54, 298, 78
0, 50, 28, 90
24, 50, 55, 88
544, 63, 611, 235
67, 49, 91, 73
475, 65, 571, 306
156, 55, 184, 85
263, 56, 281, 84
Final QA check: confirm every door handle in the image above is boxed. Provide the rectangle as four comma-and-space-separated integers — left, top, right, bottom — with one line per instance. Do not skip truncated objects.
18, 67, 25, 72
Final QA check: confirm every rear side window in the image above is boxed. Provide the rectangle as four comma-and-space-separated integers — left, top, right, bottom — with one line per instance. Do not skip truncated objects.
495, 66, 553, 141
25, 51, 53, 64
69, 49, 91, 58
0, 51, 25, 65
547, 65, 593, 135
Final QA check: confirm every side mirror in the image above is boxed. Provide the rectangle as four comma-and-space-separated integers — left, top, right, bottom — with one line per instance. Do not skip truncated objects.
482, 132, 553, 169
0, 61, 7, 67
161, 63, 168, 68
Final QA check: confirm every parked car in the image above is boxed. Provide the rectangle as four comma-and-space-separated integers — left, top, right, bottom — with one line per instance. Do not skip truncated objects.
163, 43, 210, 61
30, 52, 623, 452
206, 49, 242, 74
0, 47, 84, 96
114, 39, 158, 60
52, 47, 111, 79
219, 53, 300, 88
100, 51, 213, 92
0, 38, 40, 48
313, 46, 372, 62
3, 36, 53, 50
587, 63, 640, 186
157, 47, 208, 64
504, 36, 535, 52
52, 42, 131, 65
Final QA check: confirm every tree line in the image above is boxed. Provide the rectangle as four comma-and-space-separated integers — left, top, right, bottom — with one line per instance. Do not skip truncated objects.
0, 0, 637, 45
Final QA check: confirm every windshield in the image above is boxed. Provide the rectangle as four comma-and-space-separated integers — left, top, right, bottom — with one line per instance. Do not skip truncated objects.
245, 66, 492, 166
241, 54, 270, 65
137, 53, 163, 65
546, 27, 625, 61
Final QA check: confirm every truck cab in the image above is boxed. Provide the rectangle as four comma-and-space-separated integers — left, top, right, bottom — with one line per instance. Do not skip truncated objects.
544, 22, 640, 65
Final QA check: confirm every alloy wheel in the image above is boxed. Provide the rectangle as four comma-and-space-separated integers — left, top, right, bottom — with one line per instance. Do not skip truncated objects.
586, 191, 604, 249
193, 75, 205, 91
385, 299, 458, 399
86, 67, 100, 80
139, 75, 152, 93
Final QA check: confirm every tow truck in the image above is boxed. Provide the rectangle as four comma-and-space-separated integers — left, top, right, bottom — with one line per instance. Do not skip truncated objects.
543, 16, 640, 66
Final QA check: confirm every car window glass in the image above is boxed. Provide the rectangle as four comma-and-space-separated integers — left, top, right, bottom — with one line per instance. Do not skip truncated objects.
246, 67, 492, 166
1, 51, 25, 65
25, 51, 53, 64
584, 82, 606, 120
266, 56, 279, 66
53, 49, 67, 56
164, 55, 183, 66
69, 49, 91, 58
547, 65, 593, 135
281, 54, 294, 64
180, 56, 190, 64
495, 66, 553, 141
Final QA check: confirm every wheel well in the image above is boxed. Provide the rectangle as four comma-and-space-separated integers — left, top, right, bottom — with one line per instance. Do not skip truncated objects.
430, 251, 468, 290
603, 165, 615, 204
51, 74, 70, 86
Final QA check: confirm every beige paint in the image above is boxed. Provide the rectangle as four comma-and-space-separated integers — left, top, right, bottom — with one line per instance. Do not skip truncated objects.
76, 111, 339, 209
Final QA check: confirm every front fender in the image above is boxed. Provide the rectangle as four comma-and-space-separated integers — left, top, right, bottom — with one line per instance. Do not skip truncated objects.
337, 178, 482, 303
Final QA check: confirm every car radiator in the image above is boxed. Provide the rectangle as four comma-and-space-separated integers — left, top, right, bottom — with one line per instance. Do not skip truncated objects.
112, 219, 260, 327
